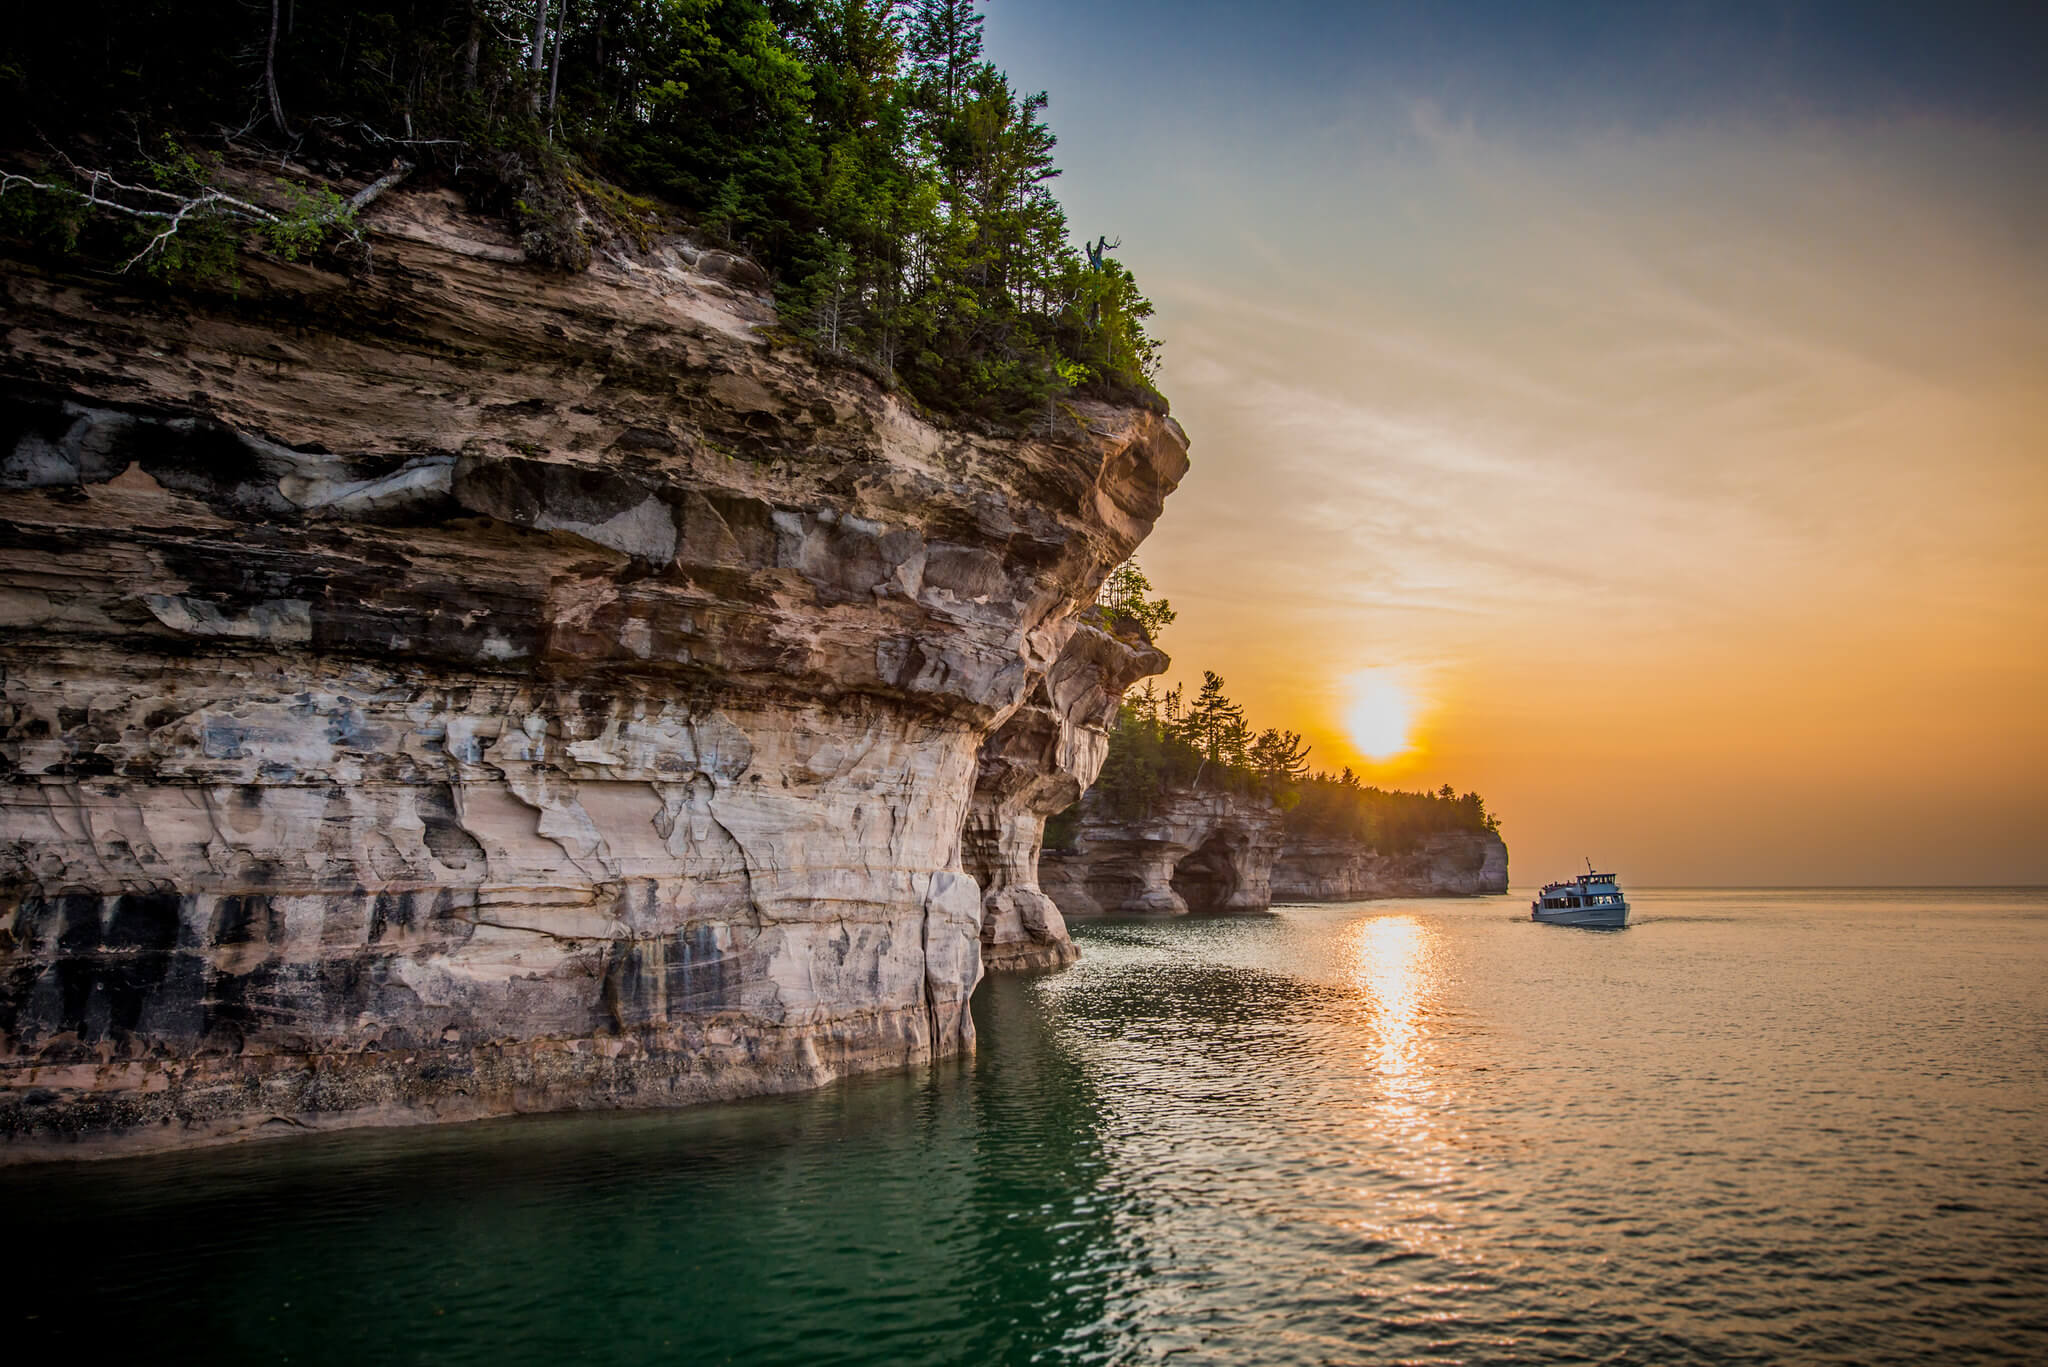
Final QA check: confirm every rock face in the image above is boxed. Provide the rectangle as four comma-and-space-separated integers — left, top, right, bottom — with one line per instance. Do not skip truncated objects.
1041, 793, 1510, 919
1270, 831, 1509, 901
1040, 789, 1284, 918
0, 189, 1188, 1158
963, 621, 1166, 970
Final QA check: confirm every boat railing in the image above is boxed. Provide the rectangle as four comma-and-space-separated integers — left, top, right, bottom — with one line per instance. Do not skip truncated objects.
1539, 875, 1621, 895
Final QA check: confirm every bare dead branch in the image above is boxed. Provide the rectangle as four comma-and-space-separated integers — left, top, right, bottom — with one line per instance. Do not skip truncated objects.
307, 115, 462, 149
1, 152, 409, 273
347, 161, 414, 213
547, 0, 570, 138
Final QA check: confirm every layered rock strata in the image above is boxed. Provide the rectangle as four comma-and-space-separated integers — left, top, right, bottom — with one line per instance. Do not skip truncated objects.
1270, 831, 1509, 901
1039, 789, 1284, 918
0, 188, 1188, 1158
963, 621, 1166, 970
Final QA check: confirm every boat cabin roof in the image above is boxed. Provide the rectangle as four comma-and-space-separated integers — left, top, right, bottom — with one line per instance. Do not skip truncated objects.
1539, 871, 1620, 893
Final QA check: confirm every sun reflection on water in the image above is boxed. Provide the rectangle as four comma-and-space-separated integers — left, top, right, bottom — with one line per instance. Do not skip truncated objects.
1338, 913, 1476, 1270
1350, 915, 1428, 1081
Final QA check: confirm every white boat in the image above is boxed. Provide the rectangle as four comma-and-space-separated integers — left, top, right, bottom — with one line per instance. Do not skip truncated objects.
1531, 861, 1630, 927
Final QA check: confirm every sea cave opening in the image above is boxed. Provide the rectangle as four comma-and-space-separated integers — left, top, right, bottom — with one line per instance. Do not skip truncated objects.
1171, 834, 1240, 915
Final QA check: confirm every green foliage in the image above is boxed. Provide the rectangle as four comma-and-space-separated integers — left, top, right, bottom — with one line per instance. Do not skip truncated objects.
0, 176, 90, 257
1285, 773, 1499, 853
130, 138, 242, 285
262, 182, 356, 263
1, 0, 1162, 425
1093, 692, 1205, 821
1093, 557, 1176, 640
0, 133, 362, 286
1248, 727, 1312, 787
1184, 670, 1250, 769
1092, 671, 1498, 847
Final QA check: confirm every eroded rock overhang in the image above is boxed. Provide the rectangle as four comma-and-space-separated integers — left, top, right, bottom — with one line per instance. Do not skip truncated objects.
0, 188, 1188, 1157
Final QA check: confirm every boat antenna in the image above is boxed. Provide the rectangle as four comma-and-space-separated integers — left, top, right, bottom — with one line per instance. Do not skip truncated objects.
1585, 856, 1594, 874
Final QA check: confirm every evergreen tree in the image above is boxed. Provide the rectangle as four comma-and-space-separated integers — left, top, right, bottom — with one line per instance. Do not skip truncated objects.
1094, 557, 1176, 639
0, 0, 1163, 424
1183, 671, 1249, 769
905, 0, 986, 120
1249, 728, 1312, 785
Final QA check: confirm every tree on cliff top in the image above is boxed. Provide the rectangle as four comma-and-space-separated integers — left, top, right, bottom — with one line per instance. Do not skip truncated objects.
1249, 728, 1312, 786
906, 0, 987, 120
0, 0, 1163, 426
1184, 671, 1248, 769
1075, 663, 1498, 845
1094, 557, 1176, 640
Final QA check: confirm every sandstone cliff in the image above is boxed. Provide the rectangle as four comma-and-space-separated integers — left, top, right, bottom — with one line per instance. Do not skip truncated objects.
965, 622, 1166, 969
1040, 788, 1284, 918
0, 189, 1187, 1158
1042, 791, 1508, 918
1270, 831, 1509, 901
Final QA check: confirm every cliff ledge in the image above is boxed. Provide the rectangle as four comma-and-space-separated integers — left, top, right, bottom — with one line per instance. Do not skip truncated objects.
0, 189, 1187, 1158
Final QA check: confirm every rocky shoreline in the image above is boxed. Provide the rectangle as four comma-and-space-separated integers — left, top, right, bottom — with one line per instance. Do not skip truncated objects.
1271, 830, 1509, 902
0, 189, 1186, 1159
1041, 788, 1508, 921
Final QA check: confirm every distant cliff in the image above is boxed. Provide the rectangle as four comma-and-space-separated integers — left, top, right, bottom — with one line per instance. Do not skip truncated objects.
1041, 788, 1284, 918
0, 188, 1187, 1158
1271, 831, 1508, 901
1041, 790, 1508, 919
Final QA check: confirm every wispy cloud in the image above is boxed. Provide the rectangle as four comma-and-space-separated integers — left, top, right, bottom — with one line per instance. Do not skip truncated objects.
1010, 9, 2048, 880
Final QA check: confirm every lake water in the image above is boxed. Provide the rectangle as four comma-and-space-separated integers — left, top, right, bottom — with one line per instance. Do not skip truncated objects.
7, 888, 2045, 1364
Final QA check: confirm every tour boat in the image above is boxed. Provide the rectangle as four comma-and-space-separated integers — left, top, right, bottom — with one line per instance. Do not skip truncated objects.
1531, 862, 1630, 927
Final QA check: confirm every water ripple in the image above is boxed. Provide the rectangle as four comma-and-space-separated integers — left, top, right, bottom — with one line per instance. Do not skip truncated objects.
6, 889, 2047, 1364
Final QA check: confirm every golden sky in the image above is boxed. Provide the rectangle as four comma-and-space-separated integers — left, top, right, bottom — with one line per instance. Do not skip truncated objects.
995, 5, 2048, 885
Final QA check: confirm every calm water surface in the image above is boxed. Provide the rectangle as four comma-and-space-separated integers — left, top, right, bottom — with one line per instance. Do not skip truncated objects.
8, 888, 2046, 1364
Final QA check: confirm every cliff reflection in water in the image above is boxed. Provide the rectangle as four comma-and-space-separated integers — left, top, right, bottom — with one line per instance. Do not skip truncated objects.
6, 978, 1133, 1366
8, 890, 2045, 1365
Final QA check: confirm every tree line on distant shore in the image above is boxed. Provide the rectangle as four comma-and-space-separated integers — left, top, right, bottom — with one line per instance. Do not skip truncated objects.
0, 1, 1160, 425
1053, 561, 1499, 852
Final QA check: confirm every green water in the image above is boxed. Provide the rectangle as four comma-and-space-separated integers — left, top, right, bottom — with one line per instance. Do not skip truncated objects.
7, 890, 2046, 1364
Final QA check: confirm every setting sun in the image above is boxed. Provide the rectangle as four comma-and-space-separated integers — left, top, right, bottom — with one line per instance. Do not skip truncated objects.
1344, 670, 1418, 762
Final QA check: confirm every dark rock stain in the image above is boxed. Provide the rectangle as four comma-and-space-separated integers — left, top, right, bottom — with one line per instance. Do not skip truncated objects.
368, 891, 417, 944
421, 786, 486, 870
668, 923, 739, 1013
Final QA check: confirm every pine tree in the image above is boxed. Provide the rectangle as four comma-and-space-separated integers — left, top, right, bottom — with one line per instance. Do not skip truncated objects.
1095, 557, 1175, 638
905, 0, 985, 120
1184, 671, 1248, 771
2, 0, 1158, 424
1249, 728, 1312, 785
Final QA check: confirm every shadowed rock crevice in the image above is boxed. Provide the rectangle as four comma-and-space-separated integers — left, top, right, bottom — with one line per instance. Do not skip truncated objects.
1170, 833, 1243, 915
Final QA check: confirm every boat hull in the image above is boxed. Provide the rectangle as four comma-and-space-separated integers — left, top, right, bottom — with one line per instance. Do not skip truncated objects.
1531, 902, 1630, 928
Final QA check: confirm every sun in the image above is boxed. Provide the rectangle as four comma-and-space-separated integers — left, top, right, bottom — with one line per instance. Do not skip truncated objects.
1344, 670, 1418, 762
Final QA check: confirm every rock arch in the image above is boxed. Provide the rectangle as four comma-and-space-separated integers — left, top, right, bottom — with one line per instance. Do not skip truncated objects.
1039, 789, 1284, 919
1171, 830, 1244, 914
